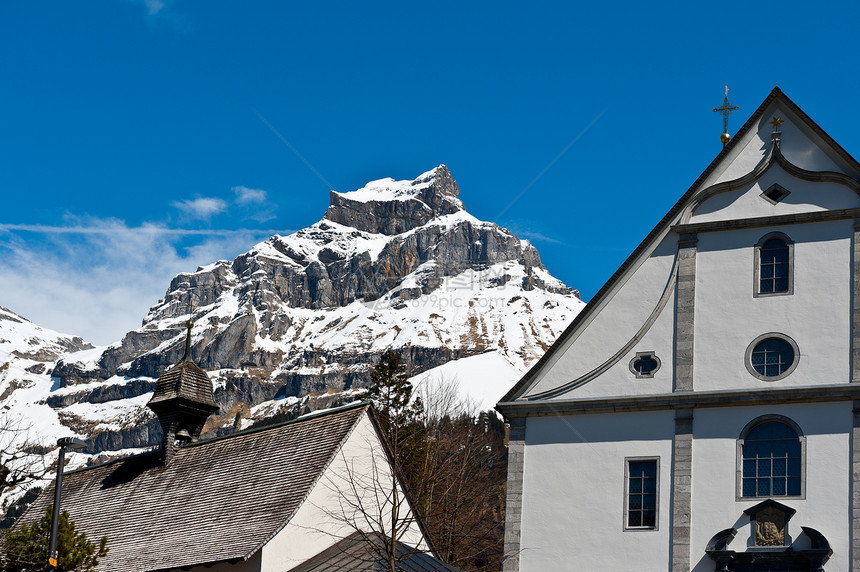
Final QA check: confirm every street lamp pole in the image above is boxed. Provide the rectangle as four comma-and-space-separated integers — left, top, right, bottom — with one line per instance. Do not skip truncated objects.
47, 437, 86, 570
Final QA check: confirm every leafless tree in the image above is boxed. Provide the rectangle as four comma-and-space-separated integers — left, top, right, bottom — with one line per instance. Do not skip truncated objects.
0, 412, 48, 500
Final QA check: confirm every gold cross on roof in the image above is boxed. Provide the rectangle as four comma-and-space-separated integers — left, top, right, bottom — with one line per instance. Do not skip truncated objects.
713, 85, 740, 146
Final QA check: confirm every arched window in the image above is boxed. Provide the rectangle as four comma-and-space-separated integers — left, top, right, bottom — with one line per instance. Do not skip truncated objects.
739, 418, 804, 499
755, 233, 793, 296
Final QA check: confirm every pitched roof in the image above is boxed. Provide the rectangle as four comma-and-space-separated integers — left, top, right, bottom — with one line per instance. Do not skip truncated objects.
497, 86, 860, 405
22, 402, 369, 571
290, 531, 460, 572
147, 357, 217, 410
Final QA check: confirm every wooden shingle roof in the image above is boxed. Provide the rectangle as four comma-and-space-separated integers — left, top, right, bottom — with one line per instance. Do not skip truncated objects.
290, 531, 460, 572
23, 403, 369, 571
147, 356, 217, 410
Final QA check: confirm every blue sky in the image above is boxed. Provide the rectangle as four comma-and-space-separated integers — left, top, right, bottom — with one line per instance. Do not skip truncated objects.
2, 1, 859, 344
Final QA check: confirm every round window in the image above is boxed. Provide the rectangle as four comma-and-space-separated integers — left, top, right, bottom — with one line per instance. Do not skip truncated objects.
745, 334, 799, 381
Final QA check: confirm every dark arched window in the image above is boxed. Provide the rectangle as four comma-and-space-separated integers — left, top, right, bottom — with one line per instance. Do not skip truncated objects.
759, 237, 790, 293
741, 419, 803, 498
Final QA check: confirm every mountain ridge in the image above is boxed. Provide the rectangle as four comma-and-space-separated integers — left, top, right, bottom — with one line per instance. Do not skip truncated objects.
0, 165, 584, 481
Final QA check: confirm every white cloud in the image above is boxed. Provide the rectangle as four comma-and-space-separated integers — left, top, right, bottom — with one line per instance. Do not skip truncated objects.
144, 0, 165, 14
0, 218, 286, 345
172, 197, 228, 220
233, 186, 267, 204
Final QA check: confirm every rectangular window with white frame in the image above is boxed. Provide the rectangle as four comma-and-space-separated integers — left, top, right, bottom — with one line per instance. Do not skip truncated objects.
625, 457, 659, 530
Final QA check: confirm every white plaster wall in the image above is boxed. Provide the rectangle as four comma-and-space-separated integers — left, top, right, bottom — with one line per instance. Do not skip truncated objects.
519, 411, 674, 571
690, 402, 851, 572
260, 413, 428, 572
695, 221, 852, 390
556, 284, 676, 399
690, 164, 860, 224
170, 553, 262, 572
697, 102, 853, 192
524, 235, 678, 399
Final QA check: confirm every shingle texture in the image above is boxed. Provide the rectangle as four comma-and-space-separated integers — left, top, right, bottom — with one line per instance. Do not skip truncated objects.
291, 531, 460, 572
147, 359, 217, 410
20, 403, 368, 571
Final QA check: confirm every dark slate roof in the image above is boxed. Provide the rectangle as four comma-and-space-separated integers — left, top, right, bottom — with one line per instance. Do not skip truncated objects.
147, 358, 217, 410
21, 403, 369, 571
291, 531, 460, 572
497, 86, 860, 405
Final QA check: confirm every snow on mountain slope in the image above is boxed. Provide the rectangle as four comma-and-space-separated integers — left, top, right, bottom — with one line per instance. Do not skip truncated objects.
2, 166, 584, 474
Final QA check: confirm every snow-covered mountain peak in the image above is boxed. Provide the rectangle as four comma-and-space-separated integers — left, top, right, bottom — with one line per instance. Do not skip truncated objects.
324, 164, 464, 235
1, 165, 586, 485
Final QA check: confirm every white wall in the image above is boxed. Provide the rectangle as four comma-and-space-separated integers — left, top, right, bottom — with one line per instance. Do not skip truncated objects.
690, 166, 860, 224
696, 103, 854, 192
260, 412, 429, 571
690, 402, 851, 571
695, 220, 852, 390
518, 411, 674, 571
524, 235, 678, 400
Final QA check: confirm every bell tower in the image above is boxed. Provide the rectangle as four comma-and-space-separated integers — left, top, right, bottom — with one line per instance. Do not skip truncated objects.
147, 321, 218, 465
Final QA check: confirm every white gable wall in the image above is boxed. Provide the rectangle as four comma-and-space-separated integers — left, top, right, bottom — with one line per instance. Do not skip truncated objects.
519, 411, 674, 570
260, 412, 429, 572
694, 221, 852, 391
524, 235, 678, 400
699, 104, 854, 192
690, 168, 860, 224
689, 402, 851, 572
500, 90, 860, 572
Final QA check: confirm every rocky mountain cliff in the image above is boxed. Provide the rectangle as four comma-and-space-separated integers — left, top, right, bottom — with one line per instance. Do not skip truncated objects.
0, 166, 584, 477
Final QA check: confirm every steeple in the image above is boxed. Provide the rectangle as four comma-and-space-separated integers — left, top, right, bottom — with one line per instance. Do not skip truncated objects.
147, 321, 218, 465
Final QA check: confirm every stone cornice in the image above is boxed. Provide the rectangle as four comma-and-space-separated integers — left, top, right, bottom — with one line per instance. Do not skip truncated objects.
497, 384, 860, 418
673, 208, 860, 235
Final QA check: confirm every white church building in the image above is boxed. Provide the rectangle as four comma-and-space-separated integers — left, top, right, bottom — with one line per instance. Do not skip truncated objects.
497, 87, 860, 571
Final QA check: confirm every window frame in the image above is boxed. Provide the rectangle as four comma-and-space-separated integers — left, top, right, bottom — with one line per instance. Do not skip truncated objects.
623, 456, 660, 531
753, 232, 794, 298
736, 415, 806, 501
760, 183, 791, 205
744, 333, 800, 381
629, 351, 661, 379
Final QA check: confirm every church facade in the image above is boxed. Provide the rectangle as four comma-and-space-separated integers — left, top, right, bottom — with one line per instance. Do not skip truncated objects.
497, 88, 860, 571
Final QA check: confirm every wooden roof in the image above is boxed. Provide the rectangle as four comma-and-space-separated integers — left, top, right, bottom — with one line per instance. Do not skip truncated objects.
290, 531, 460, 572
147, 359, 217, 411
22, 403, 370, 571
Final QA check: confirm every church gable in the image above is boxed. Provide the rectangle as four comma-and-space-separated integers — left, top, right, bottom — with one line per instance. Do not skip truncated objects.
499, 87, 860, 405
688, 105, 860, 225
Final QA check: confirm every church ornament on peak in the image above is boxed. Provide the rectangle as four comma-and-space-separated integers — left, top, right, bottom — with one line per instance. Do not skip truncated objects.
146, 319, 218, 465
713, 85, 740, 146
770, 116, 784, 144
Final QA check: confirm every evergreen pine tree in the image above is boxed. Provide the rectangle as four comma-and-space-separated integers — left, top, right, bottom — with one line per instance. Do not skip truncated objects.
1, 505, 108, 572
365, 350, 422, 446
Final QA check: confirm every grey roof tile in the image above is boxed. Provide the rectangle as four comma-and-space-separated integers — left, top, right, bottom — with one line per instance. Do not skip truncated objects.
19, 403, 369, 571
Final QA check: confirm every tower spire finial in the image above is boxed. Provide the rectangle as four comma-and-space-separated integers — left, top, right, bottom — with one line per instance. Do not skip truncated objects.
713, 85, 740, 147
182, 298, 195, 362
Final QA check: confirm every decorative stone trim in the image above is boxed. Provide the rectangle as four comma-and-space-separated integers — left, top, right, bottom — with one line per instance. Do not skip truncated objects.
629, 351, 662, 379
853, 402, 860, 570
497, 384, 860, 418
735, 414, 806, 501
675, 234, 697, 392
853, 220, 860, 383
501, 417, 525, 572
760, 183, 791, 205
623, 456, 660, 531
743, 333, 800, 381
753, 232, 794, 298
673, 207, 860, 235
672, 409, 693, 572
